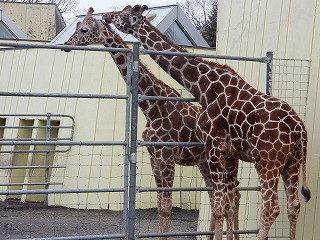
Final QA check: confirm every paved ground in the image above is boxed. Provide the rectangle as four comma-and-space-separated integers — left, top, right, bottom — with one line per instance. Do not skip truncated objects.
0, 200, 199, 239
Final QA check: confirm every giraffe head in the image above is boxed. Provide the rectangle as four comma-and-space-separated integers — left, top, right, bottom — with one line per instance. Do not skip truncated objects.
102, 5, 155, 35
64, 7, 103, 51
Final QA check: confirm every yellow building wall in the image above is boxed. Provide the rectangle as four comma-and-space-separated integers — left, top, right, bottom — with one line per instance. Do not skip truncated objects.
0, 2, 59, 40
0, 41, 210, 211
197, 0, 320, 239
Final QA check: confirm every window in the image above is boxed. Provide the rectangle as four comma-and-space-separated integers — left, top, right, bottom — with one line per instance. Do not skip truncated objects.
164, 21, 194, 47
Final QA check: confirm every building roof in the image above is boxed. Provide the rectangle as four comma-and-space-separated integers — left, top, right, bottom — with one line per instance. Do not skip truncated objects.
51, 4, 209, 48
0, 8, 27, 39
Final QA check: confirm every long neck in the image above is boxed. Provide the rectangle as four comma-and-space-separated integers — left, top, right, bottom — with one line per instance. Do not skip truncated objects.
100, 25, 182, 118
133, 21, 217, 102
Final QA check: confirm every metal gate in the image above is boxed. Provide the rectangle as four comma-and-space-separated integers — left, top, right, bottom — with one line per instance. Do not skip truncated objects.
0, 41, 310, 239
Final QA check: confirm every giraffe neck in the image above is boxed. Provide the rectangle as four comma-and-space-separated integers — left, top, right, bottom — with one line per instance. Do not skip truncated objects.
99, 22, 183, 118
133, 21, 248, 105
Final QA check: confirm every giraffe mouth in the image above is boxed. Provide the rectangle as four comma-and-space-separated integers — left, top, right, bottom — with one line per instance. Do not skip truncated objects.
62, 43, 72, 52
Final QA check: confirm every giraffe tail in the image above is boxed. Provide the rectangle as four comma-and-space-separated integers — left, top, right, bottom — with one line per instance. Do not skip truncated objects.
301, 133, 311, 202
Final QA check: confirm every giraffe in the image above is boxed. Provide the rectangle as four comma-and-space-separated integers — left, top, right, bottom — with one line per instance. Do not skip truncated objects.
103, 5, 311, 240
63, 7, 240, 240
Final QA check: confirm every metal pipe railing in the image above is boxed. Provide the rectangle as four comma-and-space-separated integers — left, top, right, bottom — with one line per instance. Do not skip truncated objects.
140, 48, 268, 63
0, 188, 126, 195
0, 41, 130, 53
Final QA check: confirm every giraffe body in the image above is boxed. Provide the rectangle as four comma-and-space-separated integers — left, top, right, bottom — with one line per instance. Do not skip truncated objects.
64, 8, 240, 240
103, 5, 311, 240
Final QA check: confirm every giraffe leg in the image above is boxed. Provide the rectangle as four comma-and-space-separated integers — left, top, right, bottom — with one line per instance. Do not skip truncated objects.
234, 185, 241, 240
206, 142, 226, 240
255, 159, 281, 240
198, 162, 215, 240
149, 149, 175, 240
224, 156, 239, 240
157, 191, 173, 235
282, 156, 302, 240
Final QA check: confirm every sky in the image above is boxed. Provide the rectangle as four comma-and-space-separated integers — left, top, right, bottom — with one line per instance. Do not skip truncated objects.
77, 0, 179, 15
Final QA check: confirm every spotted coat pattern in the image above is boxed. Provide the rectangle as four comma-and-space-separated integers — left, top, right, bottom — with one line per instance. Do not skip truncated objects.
103, 5, 311, 240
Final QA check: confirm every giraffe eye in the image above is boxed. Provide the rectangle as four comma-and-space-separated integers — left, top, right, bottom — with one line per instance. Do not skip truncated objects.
131, 16, 137, 24
80, 28, 89, 33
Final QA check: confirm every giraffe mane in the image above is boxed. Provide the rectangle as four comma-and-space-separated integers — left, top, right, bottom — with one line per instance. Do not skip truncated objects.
145, 21, 242, 78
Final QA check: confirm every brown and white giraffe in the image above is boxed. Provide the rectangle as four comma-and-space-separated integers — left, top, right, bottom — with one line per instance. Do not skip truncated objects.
64, 7, 240, 240
103, 5, 311, 240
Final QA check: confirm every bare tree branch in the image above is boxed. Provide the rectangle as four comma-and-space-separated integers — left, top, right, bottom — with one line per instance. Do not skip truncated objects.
0, 0, 79, 14
180, 0, 217, 47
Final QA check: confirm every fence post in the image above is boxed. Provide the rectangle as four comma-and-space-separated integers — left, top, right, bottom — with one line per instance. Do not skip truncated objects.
44, 112, 51, 205
128, 42, 140, 240
266, 51, 273, 95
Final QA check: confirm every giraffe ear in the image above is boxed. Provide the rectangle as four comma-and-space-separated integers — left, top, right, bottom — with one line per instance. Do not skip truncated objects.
132, 5, 141, 12
84, 7, 94, 20
88, 7, 94, 15
140, 5, 149, 13
145, 13, 156, 22
123, 5, 132, 11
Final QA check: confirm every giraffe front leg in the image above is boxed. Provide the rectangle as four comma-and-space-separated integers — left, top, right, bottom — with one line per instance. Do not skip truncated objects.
157, 191, 173, 235
206, 149, 226, 240
211, 173, 226, 240
233, 185, 241, 240
224, 157, 239, 240
149, 149, 175, 239
197, 162, 215, 240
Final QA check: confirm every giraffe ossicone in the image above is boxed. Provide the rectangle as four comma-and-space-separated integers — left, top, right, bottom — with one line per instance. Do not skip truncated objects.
103, 5, 311, 240
64, 7, 240, 240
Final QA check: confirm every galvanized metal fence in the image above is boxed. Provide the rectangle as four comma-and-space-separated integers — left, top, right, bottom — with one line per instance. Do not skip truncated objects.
0, 41, 310, 239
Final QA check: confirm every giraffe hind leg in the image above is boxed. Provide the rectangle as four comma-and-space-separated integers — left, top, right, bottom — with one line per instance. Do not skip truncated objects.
281, 156, 303, 240
255, 160, 281, 240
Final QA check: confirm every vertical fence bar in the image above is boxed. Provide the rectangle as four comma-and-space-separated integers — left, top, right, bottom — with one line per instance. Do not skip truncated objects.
44, 112, 51, 205
265, 51, 273, 239
266, 51, 273, 95
122, 52, 132, 238
128, 42, 140, 240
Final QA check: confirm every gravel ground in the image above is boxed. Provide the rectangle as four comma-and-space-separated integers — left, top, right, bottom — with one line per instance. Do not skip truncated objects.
0, 200, 199, 239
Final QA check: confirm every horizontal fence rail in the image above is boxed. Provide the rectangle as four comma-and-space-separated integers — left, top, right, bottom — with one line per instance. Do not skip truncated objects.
138, 94, 197, 102
0, 188, 126, 195
0, 91, 128, 99
0, 41, 130, 53
18, 234, 126, 240
136, 229, 260, 239
137, 140, 203, 147
136, 186, 261, 192
0, 140, 127, 146
140, 49, 269, 63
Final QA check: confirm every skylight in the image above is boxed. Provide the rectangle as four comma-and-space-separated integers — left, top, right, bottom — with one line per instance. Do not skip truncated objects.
165, 21, 194, 46
51, 4, 209, 48
0, 22, 16, 39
